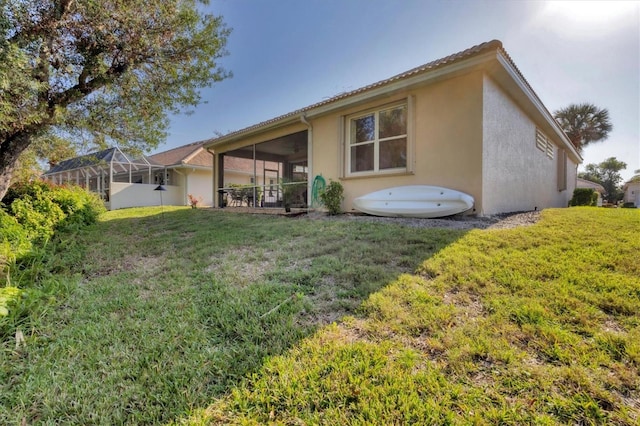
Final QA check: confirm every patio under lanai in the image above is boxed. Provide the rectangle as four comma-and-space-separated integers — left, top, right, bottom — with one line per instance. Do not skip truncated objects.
216, 130, 310, 210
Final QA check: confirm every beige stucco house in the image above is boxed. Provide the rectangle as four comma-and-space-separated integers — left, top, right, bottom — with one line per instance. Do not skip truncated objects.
147, 141, 215, 207
202, 40, 581, 216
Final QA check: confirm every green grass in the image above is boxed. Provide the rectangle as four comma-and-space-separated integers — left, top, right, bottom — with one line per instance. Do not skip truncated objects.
189, 208, 640, 425
1, 207, 638, 424
0, 207, 461, 424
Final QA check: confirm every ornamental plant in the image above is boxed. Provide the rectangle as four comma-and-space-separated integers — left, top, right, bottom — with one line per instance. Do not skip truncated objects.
320, 180, 344, 215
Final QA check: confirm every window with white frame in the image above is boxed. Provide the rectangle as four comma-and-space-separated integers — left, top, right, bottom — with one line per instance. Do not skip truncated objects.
347, 102, 408, 175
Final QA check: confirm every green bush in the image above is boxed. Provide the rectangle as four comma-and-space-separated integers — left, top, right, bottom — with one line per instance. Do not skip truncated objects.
5, 180, 105, 240
621, 202, 636, 208
0, 209, 32, 264
1, 180, 105, 294
320, 180, 344, 215
0, 286, 22, 317
52, 184, 106, 230
569, 188, 597, 207
10, 195, 65, 242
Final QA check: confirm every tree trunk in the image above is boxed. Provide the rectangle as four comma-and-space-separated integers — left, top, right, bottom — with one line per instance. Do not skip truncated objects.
0, 132, 33, 201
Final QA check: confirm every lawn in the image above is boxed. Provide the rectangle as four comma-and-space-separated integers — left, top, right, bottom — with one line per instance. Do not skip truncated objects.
1, 207, 638, 424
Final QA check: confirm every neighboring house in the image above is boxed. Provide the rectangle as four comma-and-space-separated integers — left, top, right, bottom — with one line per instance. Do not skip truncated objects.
43, 147, 170, 210
203, 40, 581, 216
147, 141, 214, 206
43, 143, 216, 210
622, 171, 640, 207
576, 177, 605, 206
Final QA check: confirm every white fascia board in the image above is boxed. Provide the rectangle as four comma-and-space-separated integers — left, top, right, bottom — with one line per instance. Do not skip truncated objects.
495, 53, 582, 163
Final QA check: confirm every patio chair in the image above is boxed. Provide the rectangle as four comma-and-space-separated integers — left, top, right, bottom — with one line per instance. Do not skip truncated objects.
230, 189, 244, 206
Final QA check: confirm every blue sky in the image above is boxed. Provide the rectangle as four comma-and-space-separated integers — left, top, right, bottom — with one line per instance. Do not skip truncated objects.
163, 0, 640, 181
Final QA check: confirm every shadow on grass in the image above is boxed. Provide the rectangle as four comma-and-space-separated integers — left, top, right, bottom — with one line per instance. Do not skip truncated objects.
1, 207, 469, 425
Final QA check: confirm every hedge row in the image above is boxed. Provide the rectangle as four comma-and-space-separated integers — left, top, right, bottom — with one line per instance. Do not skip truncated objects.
569, 188, 598, 207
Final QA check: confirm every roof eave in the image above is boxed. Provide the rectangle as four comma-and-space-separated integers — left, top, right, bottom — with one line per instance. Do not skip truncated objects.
304, 51, 497, 119
204, 115, 302, 149
204, 41, 582, 166
205, 50, 499, 150
494, 52, 583, 163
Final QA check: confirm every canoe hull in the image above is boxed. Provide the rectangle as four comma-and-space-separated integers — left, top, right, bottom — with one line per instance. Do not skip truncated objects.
353, 185, 474, 218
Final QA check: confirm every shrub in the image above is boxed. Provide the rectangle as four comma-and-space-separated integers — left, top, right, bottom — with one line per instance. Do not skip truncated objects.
1, 180, 104, 276
0, 286, 22, 317
0, 181, 104, 332
5, 180, 105, 240
53, 184, 106, 230
188, 194, 202, 209
0, 209, 32, 265
569, 188, 597, 207
320, 180, 344, 215
621, 202, 636, 209
280, 180, 304, 211
10, 195, 65, 241
3, 180, 56, 206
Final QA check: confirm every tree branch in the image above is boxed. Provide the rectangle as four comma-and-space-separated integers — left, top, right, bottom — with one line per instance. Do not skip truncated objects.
50, 60, 129, 110
8, 0, 76, 46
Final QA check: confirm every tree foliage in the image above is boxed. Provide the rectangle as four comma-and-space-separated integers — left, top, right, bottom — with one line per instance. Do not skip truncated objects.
0, 0, 230, 200
554, 103, 612, 153
578, 157, 627, 203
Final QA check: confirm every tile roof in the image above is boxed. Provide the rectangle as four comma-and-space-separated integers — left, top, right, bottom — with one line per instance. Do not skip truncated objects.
148, 141, 212, 167
184, 150, 214, 167
577, 177, 605, 192
205, 40, 518, 146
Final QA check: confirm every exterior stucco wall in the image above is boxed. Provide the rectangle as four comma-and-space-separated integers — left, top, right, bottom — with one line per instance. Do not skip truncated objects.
223, 170, 254, 186
482, 75, 576, 215
208, 70, 578, 216
110, 183, 181, 210
312, 71, 485, 213
186, 169, 213, 206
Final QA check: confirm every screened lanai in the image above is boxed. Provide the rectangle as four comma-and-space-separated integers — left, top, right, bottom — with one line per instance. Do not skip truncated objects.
43, 147, 169, 209
217, 130, 308, 209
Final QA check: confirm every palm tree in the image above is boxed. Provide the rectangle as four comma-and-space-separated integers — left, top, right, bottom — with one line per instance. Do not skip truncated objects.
554, 103, 612, 153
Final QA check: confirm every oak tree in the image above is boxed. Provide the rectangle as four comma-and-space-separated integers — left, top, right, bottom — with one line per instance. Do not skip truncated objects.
0, 0, 230, 200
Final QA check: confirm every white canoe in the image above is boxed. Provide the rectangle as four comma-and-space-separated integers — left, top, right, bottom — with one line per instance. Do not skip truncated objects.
353, 185, 474, 218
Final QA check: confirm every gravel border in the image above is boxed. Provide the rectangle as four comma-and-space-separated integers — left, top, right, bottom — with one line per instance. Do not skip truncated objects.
307, 210, 542, 230
215, 207, 542, 230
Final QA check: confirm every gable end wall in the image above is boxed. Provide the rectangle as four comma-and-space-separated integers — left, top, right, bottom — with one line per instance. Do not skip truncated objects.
482, 75, 576, 215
